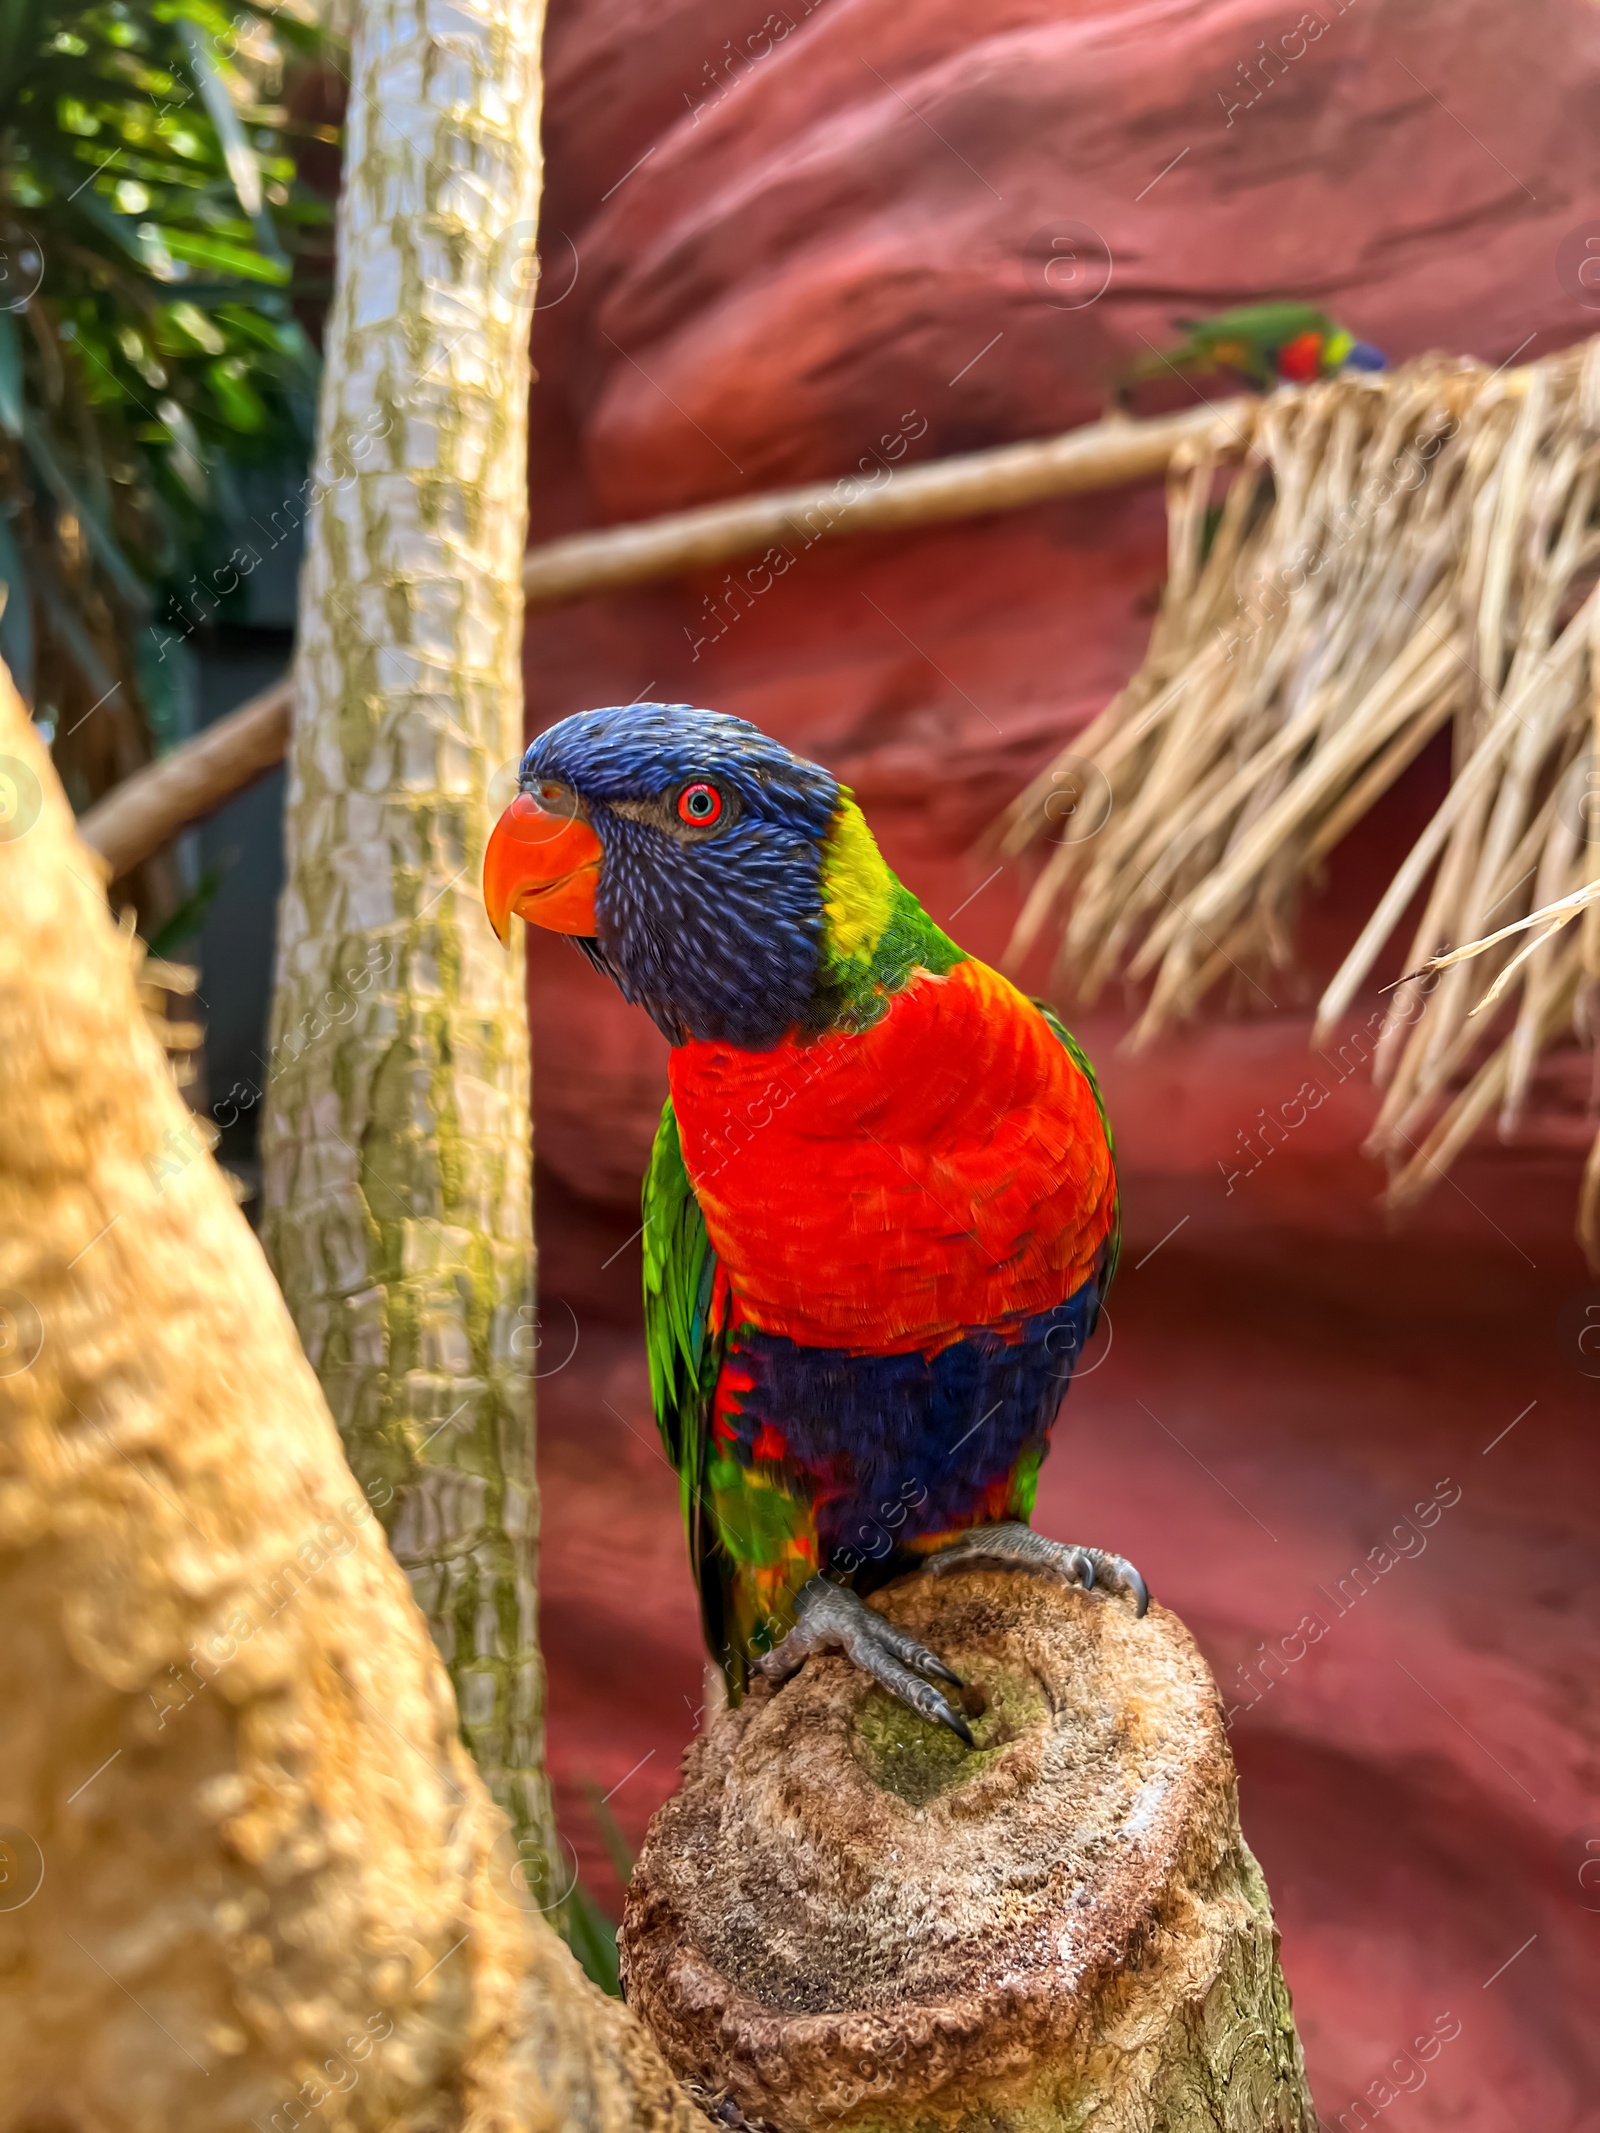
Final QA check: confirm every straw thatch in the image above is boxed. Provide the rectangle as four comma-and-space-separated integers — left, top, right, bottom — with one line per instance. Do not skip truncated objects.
997, 341, 1600, 1258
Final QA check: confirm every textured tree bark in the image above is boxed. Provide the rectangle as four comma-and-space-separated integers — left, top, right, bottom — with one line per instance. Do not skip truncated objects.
0, 668, 706, 2133
622, 1566, 1316, 2133
256, 0, 555, 1882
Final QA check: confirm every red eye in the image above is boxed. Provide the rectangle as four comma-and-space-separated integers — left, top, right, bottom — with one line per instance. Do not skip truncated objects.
677, 782, 722, 827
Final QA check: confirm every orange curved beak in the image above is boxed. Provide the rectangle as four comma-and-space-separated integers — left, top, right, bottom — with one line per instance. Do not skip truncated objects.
483, 792, 604, 943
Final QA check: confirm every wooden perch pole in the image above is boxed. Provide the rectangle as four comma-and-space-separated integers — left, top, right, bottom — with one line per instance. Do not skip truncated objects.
516, 399, 1247, 605
622, 1565, 1315, 2132
0, 664, 705, 2132
74, 399, 1247, 880
76, 675, 292, 878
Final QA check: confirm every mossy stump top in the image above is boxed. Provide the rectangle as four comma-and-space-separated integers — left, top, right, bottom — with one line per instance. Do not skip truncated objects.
620, 1566, 1314, 2133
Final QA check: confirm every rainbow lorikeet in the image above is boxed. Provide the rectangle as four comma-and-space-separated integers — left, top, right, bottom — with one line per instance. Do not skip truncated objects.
484, 704, 1146, 1742
1126, 301, 1386, 393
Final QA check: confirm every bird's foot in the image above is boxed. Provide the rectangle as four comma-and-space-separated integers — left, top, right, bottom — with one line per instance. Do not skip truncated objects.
753, 1577, 974, 1746
927, 1521, 1150, 1617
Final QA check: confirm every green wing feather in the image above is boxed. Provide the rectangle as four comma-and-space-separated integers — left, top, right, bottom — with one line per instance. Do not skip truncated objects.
642, 1097, 732, 1666
1034, 999, 1121, 1298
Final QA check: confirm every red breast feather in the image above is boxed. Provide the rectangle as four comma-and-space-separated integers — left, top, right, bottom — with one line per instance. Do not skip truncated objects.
668, 958, 1114, 1355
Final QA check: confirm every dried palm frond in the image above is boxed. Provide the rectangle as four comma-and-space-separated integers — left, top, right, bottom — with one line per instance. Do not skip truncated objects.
120, 909, 252, 1199
1410, 873, 1600, 999
995, 339, 1600, 1258
136, 956, 207, 1098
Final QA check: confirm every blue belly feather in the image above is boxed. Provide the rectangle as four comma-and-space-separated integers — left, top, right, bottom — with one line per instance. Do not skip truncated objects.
718, 1273, 1105, 1578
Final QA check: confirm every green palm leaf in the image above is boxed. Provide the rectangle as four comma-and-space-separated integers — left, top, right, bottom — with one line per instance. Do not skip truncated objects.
0, 0, 331, 797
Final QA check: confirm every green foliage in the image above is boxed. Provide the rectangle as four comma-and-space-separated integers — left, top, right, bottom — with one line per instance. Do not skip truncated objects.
558, 1785, 637, 1999
582, 1781, 637, 1891
0, 0, 331, 741
144, 848, 229, 953
564, 1879, 622, 1998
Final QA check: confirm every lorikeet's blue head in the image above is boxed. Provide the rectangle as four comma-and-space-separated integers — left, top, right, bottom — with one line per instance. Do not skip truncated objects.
1333, 337, 1387, 374
485, 703, 852, 1047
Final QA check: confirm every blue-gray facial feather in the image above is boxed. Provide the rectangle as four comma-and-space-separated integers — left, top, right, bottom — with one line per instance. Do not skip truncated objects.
519, 704, 841, 1048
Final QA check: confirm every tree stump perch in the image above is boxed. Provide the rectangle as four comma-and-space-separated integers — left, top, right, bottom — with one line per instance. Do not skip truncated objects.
621, 1566, 1315, 2132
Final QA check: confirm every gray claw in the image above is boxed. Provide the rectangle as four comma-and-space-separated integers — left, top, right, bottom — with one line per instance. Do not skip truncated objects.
876, 1652, 974, 1744
928, 1521, 1151, 1617
926, 1694, 974, 1747
1081, 1545, 1148, 1617
755, 1578, 973, 1746
910, 1647, 964, 1689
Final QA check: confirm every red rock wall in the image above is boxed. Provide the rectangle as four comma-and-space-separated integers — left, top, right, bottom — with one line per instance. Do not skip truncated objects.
524, 2, 1600, 2122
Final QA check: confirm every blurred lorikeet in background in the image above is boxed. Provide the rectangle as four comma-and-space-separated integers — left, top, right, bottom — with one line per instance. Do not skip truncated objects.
485, 705, 1146, 1742
1125, 301, 1387, 394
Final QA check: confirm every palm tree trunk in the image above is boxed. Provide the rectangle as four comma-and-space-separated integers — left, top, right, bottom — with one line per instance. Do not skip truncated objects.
258, 0, 554, 1888
0, 666, 703, 2129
